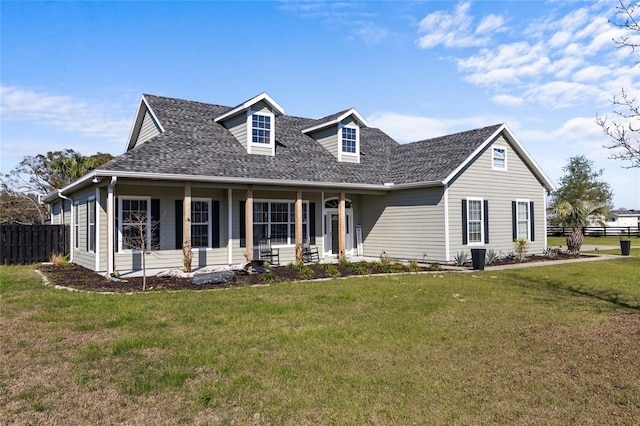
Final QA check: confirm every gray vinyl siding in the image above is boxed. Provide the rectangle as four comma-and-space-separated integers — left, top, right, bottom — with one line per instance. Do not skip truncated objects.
447, 135, 547, 259
136, 110, 161, 147
224, 114, 247, 149
251, 144, 273, 156
71, 188, 97, 271
312, 127, 339, 160
51, 202, 62, 224
359, 187, 446, 262
340, 154, 359, 164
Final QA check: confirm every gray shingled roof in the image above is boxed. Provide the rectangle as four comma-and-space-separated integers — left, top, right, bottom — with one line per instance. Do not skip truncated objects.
99, 94, 503, 186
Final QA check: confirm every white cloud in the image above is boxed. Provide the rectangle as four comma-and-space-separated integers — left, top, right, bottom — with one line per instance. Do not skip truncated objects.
491, 94, 523, 107
0, 85, 131, 140
367, 111, 501, 143
416, 2, 502, 49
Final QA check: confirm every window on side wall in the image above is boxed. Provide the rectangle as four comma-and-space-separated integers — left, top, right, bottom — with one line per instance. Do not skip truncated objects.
251, 113, 271, 144
87, 199, 96, 252
493, 147, 506, 170
467, 199, 483, 244
516, 201, 530, 240
74, 202, 79, 250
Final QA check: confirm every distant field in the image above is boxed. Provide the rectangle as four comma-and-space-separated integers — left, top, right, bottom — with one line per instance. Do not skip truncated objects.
1, 259, 639, 425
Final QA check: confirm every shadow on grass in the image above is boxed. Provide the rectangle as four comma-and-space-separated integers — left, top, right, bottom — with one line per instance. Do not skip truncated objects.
503, 271, 640, 312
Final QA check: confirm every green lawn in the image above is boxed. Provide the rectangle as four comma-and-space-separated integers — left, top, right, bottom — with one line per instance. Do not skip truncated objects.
1, 259, 639, 425
548, 235, 640, 247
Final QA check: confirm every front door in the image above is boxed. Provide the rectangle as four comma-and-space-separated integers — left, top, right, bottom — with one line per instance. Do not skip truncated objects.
323, 210, 353, 257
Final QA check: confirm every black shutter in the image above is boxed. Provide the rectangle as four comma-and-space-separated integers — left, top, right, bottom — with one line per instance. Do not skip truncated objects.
462, 199, 468, 245
483, 200, 489, 244
212, 201, 220, 248
512, 201, 517, 241
239, 201, 246, 248
86, 202, 89, 251
175, 200, 183, 249
151, 199, 160, 250
310, 202, 316, 244
530, 201, 535, 242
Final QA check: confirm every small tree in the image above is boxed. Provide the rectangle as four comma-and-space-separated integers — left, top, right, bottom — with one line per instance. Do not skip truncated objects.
121, 212, 161, 291
548, 156, 614, 254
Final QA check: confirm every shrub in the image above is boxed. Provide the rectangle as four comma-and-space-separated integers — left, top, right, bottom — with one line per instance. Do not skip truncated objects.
485, 249, 500, 265
543, 247, 558, 259
318, 263, 341, 277
514, 238, 529, 261
428, 263, 442, 271
408, 259, 421, 272
49, 252, 68, 266
453, 251, 469, 266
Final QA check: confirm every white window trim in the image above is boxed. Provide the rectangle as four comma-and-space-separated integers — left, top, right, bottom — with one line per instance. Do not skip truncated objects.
87, 196, 96, 253
246, 109, 275, 155
516, 199, 531, 241
492, 146, 507, 170
73, 200, 80, 251
338, 123, 360, 163
253, 199, 309, 247
118, 196, 151, 252
191, 198, 212, 249
466, 197, 484, 246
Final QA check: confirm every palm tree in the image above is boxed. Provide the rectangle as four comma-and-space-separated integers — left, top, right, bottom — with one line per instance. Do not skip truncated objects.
550, 199, 609, 254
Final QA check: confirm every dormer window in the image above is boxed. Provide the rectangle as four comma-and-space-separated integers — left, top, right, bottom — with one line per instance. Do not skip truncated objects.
342, 127, 357, 153
252, 114, 271, 144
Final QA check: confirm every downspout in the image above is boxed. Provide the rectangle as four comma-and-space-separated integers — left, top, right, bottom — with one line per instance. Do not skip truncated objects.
107, 176, 117, 276
57, 191, 74, 263
443, 184, 450, 263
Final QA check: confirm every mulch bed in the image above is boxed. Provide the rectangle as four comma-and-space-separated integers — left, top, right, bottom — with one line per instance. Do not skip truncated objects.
39, 253, 588, 293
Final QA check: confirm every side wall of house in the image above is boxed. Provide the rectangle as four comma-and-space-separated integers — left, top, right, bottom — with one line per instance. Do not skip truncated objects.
447, 134, 548, 260
359, 187, 447, 262
71, 187, 97, 271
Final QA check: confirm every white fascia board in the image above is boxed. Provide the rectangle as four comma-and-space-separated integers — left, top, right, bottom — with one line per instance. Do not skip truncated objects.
500, 124, 555, 192
125, 95, 165, 152
441, 124, 555, 193
301, 108, 368, 134
214, 92, 285, 123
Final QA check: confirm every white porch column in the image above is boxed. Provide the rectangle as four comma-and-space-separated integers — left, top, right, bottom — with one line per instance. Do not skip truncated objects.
107, 176, 117, 276
339, 190, 346, 260
295, 188, 303, 263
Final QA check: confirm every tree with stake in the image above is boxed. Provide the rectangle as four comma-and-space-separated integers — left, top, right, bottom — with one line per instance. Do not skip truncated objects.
121, 211, 161, 291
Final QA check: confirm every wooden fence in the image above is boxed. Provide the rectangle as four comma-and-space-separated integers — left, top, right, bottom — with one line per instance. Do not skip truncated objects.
1, 224, 70, 265
547, 226, 639, 238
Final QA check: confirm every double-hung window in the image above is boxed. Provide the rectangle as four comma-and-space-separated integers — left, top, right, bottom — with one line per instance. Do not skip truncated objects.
493, 147, 506, 170
87, 199, 96, 252
191, 199, 211, 248
120, 197, 150, 250
516, 201, 530, 240
252, 201, 308, 246
252, 114, 271, 144
74, 202, 79, 250
342, 127, 357, 154
467, 199, 483, 244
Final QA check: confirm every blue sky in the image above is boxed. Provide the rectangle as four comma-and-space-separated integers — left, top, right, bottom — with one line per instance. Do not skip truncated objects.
2, 0, 639, 208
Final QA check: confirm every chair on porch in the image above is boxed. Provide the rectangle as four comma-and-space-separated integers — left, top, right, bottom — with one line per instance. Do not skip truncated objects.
259, 238, 280, 265
302, 238, 319, 263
